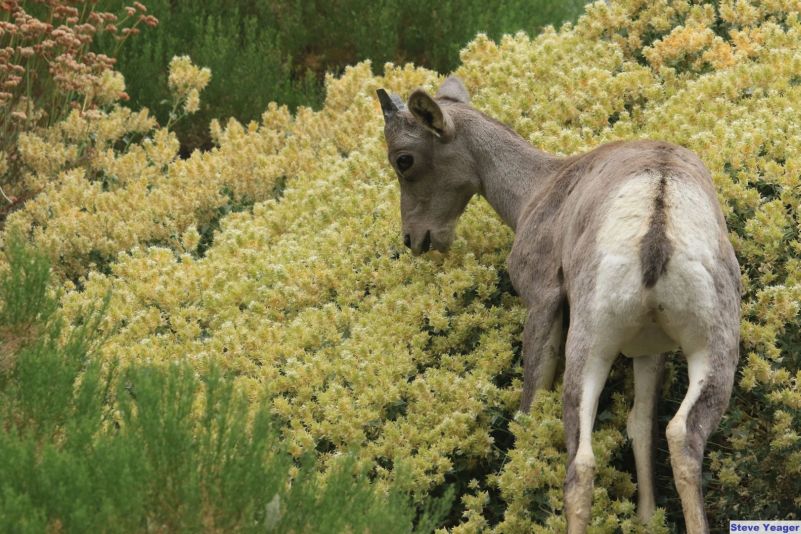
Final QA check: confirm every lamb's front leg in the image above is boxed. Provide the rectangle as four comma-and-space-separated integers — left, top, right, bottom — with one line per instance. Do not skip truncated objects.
519, 301, 563, 412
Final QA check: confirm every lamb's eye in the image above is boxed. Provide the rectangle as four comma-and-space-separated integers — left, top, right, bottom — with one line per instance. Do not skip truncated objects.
396, 154, 414, 172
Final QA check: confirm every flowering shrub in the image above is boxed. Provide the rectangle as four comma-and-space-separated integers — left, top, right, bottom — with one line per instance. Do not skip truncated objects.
166, 55, 210, 119
0, 236, 449, 531
3, 56, 219, 277
4, 0, 801, 531
0, 0, 156, 156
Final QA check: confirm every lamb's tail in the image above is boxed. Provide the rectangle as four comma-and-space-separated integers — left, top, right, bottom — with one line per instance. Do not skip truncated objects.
640, 174, 673, 288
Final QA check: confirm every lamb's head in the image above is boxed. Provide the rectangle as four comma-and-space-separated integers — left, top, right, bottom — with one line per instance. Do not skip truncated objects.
377, 77, 480, 255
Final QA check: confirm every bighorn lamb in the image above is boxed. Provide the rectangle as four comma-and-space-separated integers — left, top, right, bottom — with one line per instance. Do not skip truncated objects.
377, 77, 740, 534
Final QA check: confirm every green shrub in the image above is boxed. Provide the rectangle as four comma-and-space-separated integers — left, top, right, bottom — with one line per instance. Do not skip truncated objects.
99, 0, 586, 152
0, 235, 451, 532
98, 0, 321, 152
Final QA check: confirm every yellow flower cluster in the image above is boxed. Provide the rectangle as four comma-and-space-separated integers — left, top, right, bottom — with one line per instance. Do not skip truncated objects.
4, 60, 310, 277
168, 55, 211, 114
88, 70, 128, 107
4, 0, 801, 530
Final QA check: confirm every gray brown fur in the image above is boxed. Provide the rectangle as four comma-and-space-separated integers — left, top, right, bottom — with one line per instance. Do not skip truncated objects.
378, 77, 740, 533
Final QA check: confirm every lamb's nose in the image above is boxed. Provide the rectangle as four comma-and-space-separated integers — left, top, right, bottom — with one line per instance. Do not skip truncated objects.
420, 230, 431, 253
403, 234, 411, 249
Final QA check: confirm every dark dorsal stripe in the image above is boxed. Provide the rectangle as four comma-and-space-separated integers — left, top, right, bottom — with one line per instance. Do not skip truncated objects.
640, 173, 673, 288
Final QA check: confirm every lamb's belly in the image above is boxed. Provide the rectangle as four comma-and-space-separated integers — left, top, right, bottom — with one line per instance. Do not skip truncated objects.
620, 324, 679, 357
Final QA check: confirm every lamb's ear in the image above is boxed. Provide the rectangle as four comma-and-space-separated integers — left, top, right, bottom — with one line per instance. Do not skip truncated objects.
435, 76, 469, 104
408, 89, 455, 141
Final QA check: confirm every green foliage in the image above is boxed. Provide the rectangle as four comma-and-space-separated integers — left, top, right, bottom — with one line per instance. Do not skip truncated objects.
265, 0, 588, 74
99, 0, 586, 151
97, 0, 319, 152
0, 233, 57, 332
0, 236, 451, 532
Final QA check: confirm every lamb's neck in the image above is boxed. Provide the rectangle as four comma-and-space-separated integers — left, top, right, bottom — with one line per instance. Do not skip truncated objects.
466, 121, 563, 230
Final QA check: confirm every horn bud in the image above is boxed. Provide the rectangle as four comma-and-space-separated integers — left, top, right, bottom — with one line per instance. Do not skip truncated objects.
377, 88, 404, 121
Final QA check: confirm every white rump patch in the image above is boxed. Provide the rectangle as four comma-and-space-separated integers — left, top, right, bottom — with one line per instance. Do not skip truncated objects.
596, 174, 659, 252
592, 174, 722, 357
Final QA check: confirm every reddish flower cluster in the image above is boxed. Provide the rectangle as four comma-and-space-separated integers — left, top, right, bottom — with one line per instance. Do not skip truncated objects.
0, 0, 156, 189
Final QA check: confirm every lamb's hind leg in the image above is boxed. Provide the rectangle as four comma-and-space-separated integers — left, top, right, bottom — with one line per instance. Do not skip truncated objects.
519, 302, 563, 412
666, 344, 736, 534
628, 353, 665, 522
563, 318, 617, 534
